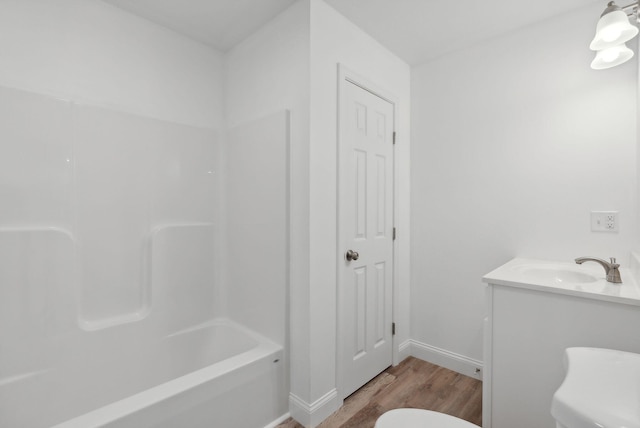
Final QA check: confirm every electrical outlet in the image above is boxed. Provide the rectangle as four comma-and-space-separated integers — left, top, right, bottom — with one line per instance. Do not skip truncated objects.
591, 211, 619, 232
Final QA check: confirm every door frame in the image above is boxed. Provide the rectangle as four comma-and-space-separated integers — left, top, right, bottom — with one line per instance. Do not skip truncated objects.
336, 63, 401, 401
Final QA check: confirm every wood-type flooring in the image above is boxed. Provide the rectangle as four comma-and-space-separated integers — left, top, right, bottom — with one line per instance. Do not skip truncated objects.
277, 357, 482, 428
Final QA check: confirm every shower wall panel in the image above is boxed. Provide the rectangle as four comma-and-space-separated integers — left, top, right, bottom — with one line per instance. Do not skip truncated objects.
73, 104, 217, 329
0, 86, 74, 227
74, 106, 157, 328
151, 224, 215, 334
0, 229, 75, 365
0, 86, 77, 376
226, 111, 289, 345
0, 83, 218, 346
0, 85, 222, 427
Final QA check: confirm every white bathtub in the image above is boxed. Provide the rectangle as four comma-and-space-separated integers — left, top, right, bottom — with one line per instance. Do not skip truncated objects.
1, 319, 285, 428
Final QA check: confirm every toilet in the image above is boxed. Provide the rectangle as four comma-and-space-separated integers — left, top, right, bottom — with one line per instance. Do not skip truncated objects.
375, 409, 479, 428
551, 347, 640, 428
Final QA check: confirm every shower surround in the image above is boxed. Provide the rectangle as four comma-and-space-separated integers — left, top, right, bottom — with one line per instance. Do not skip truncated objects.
0, 84, 288, 427
0, 1, 289, 426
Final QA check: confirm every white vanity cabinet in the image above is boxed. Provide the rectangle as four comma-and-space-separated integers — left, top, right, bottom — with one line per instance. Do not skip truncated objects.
482, 257, 640, 428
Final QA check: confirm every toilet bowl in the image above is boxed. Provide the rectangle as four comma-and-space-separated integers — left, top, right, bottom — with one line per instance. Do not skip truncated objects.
551, 347, 640, 428
375, 408, 479, 428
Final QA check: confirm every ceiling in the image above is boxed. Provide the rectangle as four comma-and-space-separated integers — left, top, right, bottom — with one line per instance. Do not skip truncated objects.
104, 0, 601, 65
324, 0, 600, 64
103, 0, 298, 51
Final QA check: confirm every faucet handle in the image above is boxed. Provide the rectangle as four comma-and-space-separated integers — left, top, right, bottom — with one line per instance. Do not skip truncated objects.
610, 257, 619, 267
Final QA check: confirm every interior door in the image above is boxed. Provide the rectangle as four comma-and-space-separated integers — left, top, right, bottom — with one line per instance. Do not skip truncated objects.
339, 78, 394, 399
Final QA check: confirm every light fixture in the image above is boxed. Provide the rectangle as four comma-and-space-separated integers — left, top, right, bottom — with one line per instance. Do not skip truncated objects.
591, 42, 634, 69
590, 1, 639, 69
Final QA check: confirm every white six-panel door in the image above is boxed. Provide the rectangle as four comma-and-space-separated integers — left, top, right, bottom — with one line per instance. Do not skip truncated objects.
339, 77, 394, 399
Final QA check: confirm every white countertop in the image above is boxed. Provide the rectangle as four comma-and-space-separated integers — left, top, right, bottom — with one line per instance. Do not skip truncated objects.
482, 256, 640, 307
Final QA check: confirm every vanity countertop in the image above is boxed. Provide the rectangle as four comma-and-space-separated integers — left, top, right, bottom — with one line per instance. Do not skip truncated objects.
482, 256, 640, 307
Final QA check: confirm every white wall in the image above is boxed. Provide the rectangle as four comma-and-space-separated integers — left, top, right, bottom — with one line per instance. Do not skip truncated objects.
223, 1, 311, 421
222, 0, 310, 341
411, 2, 637, 369
0, 0, 223, 128
285, 0, 411, 425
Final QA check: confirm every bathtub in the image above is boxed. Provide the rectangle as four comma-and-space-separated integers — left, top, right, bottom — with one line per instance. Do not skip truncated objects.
1, 319, 285, 428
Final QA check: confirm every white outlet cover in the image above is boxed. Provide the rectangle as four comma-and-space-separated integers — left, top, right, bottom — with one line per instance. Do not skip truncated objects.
591, 211, 619, 233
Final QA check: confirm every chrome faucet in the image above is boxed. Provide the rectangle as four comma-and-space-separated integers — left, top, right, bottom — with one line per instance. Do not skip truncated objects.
575, 257, 622, 283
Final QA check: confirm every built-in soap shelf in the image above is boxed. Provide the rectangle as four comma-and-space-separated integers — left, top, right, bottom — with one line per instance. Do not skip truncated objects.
80, 222, 215, 332
0, 223, 216, 334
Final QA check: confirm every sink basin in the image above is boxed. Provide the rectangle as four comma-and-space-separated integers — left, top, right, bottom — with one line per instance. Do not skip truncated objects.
517, 267, 598, 284
551, 347, 640, 428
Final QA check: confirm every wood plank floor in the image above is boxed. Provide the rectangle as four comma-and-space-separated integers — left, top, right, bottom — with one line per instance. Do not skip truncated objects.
277, 357, 482, 428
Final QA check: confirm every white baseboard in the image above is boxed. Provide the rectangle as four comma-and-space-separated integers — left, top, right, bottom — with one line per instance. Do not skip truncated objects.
289, 389, 340, 427
409, 339, 483, 380
264, 413, 291, 428
398, 339, 412, 363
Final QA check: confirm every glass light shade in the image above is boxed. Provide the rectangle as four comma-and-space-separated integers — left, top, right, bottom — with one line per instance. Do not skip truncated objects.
591, 43, 634, 69
590, 9, 639, 50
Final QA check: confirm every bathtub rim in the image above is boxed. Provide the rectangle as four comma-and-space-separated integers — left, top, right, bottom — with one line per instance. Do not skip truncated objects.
51, 318, 283, 428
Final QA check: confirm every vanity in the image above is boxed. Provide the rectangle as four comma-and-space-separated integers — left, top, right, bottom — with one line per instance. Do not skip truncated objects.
482, 254, 640, 428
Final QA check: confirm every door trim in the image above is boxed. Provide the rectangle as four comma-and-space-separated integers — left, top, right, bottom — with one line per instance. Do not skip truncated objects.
335, 63, 400, 401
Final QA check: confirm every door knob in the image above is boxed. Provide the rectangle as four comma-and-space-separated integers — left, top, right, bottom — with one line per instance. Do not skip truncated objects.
345, 250, 359, 261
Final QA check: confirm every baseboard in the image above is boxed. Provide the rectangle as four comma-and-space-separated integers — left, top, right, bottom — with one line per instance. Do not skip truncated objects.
264, 413, 291, 428
398, 339, 412, 363
289, 389, 340, 427
409, 339, 483, 380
